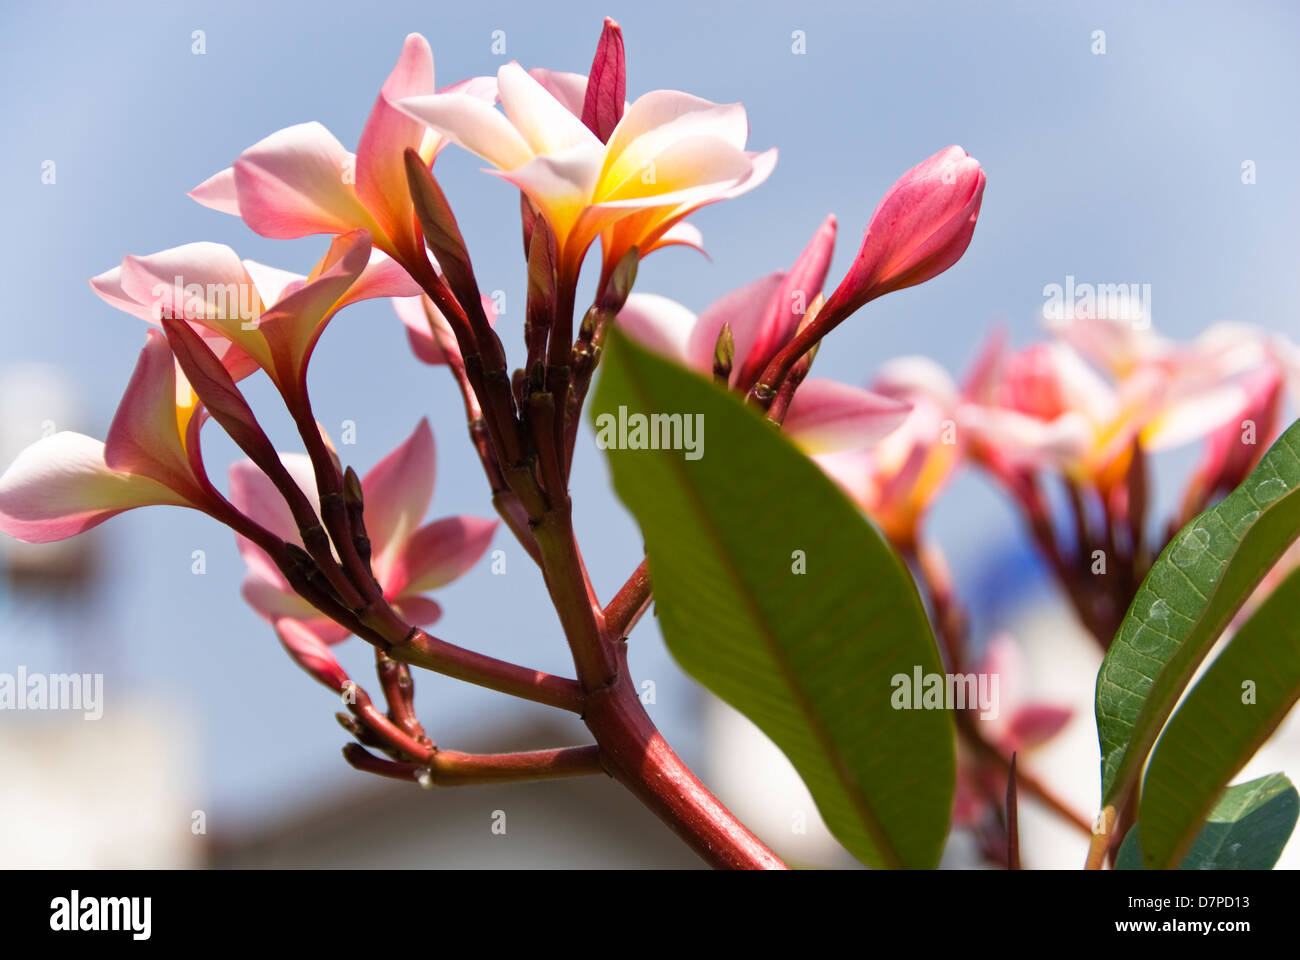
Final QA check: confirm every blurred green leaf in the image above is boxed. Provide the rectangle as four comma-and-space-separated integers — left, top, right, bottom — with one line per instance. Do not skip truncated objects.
592, 330, 955, 868
1117, 773, 1298, 869
1096, 420, 1300, 807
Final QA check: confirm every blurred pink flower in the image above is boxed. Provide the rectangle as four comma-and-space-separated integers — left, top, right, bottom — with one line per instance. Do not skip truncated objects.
229, 418, 497, 644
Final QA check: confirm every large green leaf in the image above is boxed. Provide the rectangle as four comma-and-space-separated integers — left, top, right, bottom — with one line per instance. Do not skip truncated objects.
1096, 419, 1300, 806
593, 330, 955, 868
1117, 773, 1298, 870
1138, 565, 1300, 867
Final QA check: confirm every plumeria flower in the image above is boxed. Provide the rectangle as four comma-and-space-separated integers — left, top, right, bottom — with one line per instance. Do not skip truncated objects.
960, 319, 1266, 490
189, 34, 495, 268
90, 231, 418, 398
395, 61, 776, 282
229, 418, 498, 644
0, 331, 223, 541
616, 217, 911, 456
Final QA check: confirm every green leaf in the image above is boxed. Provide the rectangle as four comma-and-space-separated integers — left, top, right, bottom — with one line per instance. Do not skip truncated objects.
1138, 565, 1300, 867
592, 330, 955, 868
1116, 773, 1298, 869
1096, 419, 1300, 806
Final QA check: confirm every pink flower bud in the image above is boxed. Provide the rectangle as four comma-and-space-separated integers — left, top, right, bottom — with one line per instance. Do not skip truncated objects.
826, 146, 985, 317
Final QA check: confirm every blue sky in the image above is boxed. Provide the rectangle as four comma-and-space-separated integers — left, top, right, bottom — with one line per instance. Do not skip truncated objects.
2, 0, 1299, 830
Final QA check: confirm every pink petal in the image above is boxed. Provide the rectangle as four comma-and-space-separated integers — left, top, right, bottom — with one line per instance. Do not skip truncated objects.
498, 61, 600, 156
256, 230, 372, 388
605, 90, 750, 172
391, 595, 442, 628
355, 34, 437, 258
228, 454, 321, 586
1005, 705, 1074, 751
529, 68, 588, 119
333, 250, 421, 312
782, 379, 912, 454
103, 331, 203, 498
188, 166, 241, 216
274, 617, 350, 690
0, 432, 189, 543
737, 214, 837, 388
118, 242, 271, 366
396, 91, 534, 171
89, 266, 155, 322
647, 220, 705, 254
241, 259, 306, 309
231, 121, 373, 239
386, 515, 499, 596
873, 355, 960, 407
684, 272, 786, 379
616, 293, 698, 365
361, 419, 435, 573
242, 575, 322, 625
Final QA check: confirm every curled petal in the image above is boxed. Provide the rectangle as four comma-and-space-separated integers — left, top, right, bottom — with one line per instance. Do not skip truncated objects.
356, 33, 438, 257
361, 419, 435, 573
275, 617, 351, 691
0, 432, 190, 543
396, 91, 534, 171
498, 61, 600, 156
257, 230, 373, 388
188, 166, 241, 216
104, 330, 204, 497
231, 121, 374, 239
529, 68, 588, 119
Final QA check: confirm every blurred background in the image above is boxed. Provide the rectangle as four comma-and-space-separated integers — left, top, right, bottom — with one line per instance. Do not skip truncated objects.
2, 0, 1298, 868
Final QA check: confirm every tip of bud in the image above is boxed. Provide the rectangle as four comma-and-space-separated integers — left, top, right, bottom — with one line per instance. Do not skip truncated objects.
602, 247, 639, 311
343, 466, 365, 509
713, 323, 736, 382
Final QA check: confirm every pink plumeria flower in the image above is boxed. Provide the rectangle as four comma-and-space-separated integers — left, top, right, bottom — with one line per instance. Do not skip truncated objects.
91, 232, 417, 397
229, 418, 497, 644
961, 322, 1266, 490
190, 35, 495, 268
395, 61, 776, 281
0, 331, 224, 542
616, 217, 911, 456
